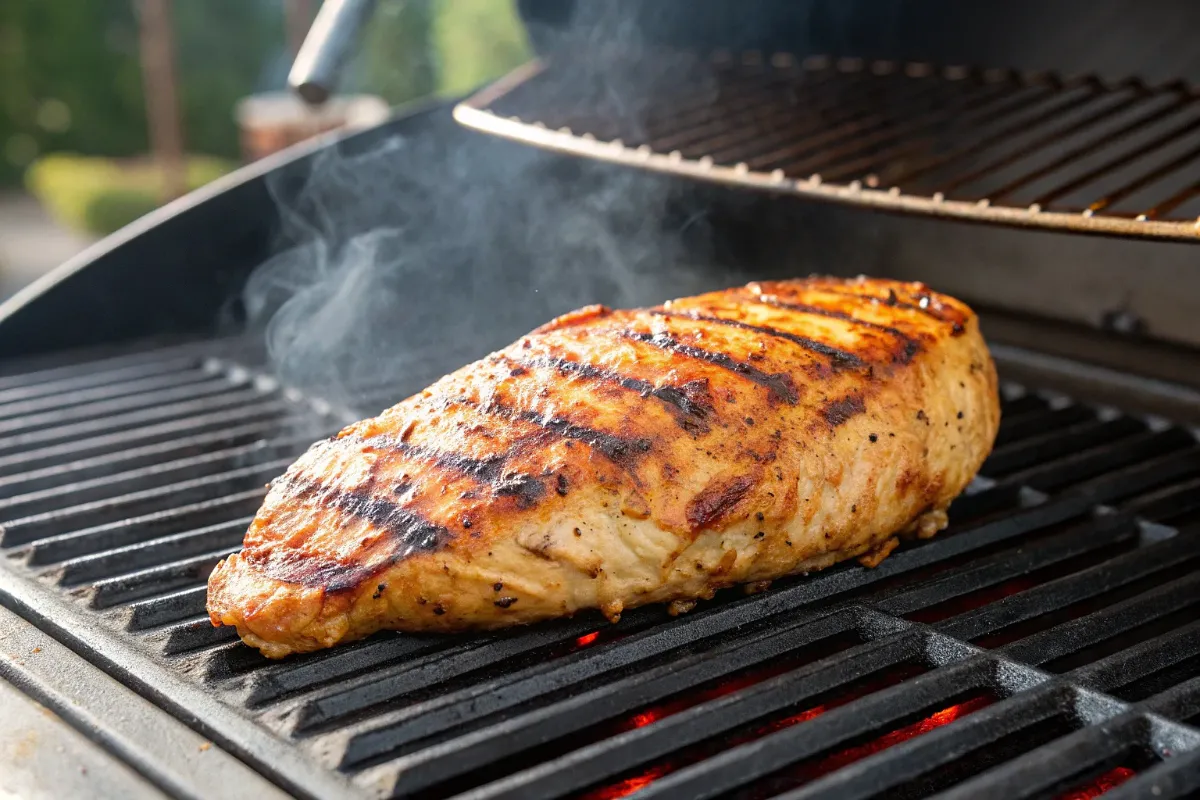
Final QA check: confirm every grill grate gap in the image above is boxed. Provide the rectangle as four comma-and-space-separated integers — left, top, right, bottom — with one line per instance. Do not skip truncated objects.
1, 337, 1199, 799
574, 662, 933, 800
727, 690, 998, 800
976, 558, 1200, 650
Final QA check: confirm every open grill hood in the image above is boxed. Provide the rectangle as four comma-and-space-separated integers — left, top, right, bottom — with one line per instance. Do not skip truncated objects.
456, 53, 1200, 242
4, 1, 1200, 796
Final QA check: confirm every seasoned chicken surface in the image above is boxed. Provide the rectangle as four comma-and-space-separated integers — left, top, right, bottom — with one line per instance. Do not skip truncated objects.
208, 276, 1000, 658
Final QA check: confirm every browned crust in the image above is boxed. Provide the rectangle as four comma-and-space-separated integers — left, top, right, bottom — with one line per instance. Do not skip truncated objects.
207, 276, 997, 657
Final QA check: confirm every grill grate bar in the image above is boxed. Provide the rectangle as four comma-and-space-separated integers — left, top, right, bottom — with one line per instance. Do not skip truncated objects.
1030, 107, 1200, 207
628, 654, 991, 800
982, 417, 1146, 476
88, 546, 239, 609
772, 79, 1025, 180
0, 399, 294, 477
21, 489, 262, 566
1146, 178, 1200, 219
0, 351, 205, 401
1000, 571, 1200, 668
0, 388, 280, 457
240, 635, 454, 707
1144, 676, 1200, 725
723, 73, 963, 172
51, 516, 252, 585
1006, 430, 1195, 494
641, 65, 871, 156
124, 585, 209, 631
929, 82, 1163, 196
816, 80, 1053, 184
455, 629, 928, 800
882, 80, 1126, 189
768, 684, 1070, 800
872, 512, 1139, 617
1067, 618, 1200, 698
153, 614, 240, 656
0, 365, 223, 421
290, 616, 619, 733
1100, 747, 1200, 800
992, 405, 1095, 448
0, 437, 305, 519
1087, 137, 1200, 214
0, 458, 291, 546
0, 420, 294, 497
929, 711, 1148, 800
351, 610, 871, 789
936, 530, 1199, 644
0, 377, 256, 437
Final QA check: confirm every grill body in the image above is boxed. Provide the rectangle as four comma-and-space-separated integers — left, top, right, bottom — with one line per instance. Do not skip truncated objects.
4, 3, 1200, 797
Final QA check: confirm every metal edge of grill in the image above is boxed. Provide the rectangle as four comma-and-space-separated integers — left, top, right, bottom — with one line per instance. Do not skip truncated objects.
454, 53, 1200, 242
1, 335, 1200, 799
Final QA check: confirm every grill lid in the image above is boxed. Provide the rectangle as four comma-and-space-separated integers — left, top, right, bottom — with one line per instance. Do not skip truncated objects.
1, 338, 1200, 799
455, 53, 1200, 242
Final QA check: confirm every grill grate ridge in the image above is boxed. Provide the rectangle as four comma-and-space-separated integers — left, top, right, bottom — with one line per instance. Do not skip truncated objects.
0, 339, 1199, 799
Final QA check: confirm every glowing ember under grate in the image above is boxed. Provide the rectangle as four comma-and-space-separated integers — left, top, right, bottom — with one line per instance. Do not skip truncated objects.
1057, 766, 1137, 799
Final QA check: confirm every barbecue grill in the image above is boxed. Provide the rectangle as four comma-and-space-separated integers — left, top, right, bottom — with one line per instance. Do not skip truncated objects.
3, 1, 1200, 798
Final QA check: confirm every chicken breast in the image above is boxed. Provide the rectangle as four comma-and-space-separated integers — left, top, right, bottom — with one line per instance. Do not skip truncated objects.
208, 276, 999, 658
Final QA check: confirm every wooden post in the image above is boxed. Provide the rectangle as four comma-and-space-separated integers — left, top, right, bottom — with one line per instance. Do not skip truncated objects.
285, 0, 317, 60
136, 0, 187, 202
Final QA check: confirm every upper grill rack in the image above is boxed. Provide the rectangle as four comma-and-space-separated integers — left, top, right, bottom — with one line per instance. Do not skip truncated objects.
455, 53, 1200, 241
2, 339, 1200, 799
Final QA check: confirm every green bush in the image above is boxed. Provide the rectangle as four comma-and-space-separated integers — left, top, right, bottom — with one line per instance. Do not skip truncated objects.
81, 187, 160, 236
25, 152, 233, 236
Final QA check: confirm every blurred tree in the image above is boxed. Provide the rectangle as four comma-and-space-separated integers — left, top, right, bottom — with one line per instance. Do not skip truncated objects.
352, 0, 530, 104
0, 0, 281, 186
0, 1, 145, 184
355, 0, 436, 106
1, 0, 532, 188
429, 0, 530, 98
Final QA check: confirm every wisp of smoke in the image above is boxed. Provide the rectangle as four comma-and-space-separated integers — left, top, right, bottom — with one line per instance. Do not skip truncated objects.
241, 9, 793, 416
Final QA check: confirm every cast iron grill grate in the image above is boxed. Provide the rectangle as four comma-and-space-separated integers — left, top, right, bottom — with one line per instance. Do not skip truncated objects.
455, 54, 1200, 242
1, 339, 1200, 799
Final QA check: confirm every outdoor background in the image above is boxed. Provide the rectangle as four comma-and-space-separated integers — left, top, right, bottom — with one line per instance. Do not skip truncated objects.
0, 0, 531, 300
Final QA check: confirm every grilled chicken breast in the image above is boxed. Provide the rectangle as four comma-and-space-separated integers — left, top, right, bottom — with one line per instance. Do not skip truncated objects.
208, 276, 999, 658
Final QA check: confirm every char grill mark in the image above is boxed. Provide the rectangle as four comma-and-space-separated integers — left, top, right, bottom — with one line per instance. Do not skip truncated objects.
651, 309, 865, 371
623, 330, 800, 405
444, 396, 654, 467
745, 294, 923, 363
822, 393, 867, 426
509, 354, 713, 432
809, 285, 956, 324
349, 435, 550, 510
390, 440, 548, 509
260, 476, 451, 590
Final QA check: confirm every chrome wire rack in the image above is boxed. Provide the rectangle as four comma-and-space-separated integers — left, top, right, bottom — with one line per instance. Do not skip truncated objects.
456, 53, 1200, 241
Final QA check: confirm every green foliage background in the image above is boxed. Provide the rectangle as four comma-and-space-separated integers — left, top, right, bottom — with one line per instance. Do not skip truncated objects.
0, 0, 531, 187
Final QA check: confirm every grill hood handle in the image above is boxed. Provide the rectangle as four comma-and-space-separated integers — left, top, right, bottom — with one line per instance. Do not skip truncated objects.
288, 0, 379, 106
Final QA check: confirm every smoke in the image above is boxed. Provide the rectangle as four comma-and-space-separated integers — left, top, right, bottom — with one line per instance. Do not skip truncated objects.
239, 4, 850, 416
242, 110, 750, 416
